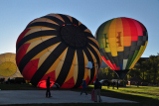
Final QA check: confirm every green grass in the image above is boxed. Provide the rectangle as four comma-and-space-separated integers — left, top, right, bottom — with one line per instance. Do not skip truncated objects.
0, 83, 159, 106
104, 85, 159, 99
89, 85, 159, 105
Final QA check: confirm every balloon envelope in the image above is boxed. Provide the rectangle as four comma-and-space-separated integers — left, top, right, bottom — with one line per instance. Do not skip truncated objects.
96, 17, 148, 79
0, 53, 23, 79
16, 13, 101, 88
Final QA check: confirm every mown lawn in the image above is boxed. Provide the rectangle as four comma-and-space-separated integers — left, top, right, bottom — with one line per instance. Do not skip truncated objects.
102, 85, 159, 100
0, 83, 159, 106
89, 85, 159, 105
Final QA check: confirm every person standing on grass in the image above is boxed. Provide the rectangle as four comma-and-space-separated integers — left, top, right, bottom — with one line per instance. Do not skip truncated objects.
46, 76, 52, 98
94, 78, 102, 102
112, 81, 115, 89
80, 79, 88, 95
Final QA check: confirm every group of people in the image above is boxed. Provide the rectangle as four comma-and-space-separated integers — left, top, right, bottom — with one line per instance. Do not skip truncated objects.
80, 78, 102, 102
45, 76, 102, 102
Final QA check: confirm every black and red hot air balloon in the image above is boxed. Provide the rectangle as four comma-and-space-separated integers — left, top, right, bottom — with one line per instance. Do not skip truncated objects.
16, 13, 101, 88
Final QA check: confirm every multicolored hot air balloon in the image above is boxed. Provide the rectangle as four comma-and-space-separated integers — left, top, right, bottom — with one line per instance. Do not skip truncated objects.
96, 17, 148, 79
16, 13, 101, 88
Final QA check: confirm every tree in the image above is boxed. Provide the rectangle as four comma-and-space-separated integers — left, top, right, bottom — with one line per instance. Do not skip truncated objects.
98, 67, 118, 80
146, 55, 159, 84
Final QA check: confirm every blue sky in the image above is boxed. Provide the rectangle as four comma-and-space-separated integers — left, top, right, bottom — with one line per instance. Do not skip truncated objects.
0, 0, 159, 57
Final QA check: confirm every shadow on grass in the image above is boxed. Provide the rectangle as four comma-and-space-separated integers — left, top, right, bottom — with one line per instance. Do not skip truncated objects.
0, 83, 40, 90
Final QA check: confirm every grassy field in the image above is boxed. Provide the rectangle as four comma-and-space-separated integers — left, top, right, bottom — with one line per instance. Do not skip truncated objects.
97, 85, 159, 105
0, 83, 159, 106
101, 85, 159, 100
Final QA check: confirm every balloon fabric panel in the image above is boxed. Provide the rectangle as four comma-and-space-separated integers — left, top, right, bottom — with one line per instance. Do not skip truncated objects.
127, 18, 138, 41
108, 19, 118, 56
122, 18, 131, 47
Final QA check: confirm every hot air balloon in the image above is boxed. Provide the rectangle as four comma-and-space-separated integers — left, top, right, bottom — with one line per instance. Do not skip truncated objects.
16, 13, 101, 88
0, 53, 23, 80
96, 17, 148, 79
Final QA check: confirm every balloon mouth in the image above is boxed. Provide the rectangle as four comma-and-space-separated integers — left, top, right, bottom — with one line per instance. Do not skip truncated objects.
60, 24, 87, 48
37, 80, 55, 89
115, 70, 129, 79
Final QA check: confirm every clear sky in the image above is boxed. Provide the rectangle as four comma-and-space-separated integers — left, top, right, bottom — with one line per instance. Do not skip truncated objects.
0, 0, 159, 57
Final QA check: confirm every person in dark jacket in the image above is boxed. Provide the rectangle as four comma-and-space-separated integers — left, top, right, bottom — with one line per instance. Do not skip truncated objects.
80, 79, 87, 95
46, 77, 51, 98
94, 78, 102, 102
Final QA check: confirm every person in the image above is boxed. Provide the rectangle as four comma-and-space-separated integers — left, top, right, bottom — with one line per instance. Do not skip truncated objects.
46, 77, 51, 98
112, 81, 115, 89
107, 80, 110, 89
136, 81, 139, 87
80, 79, 87, 95
117, 80, 119, 89
94, 78, 102, 102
